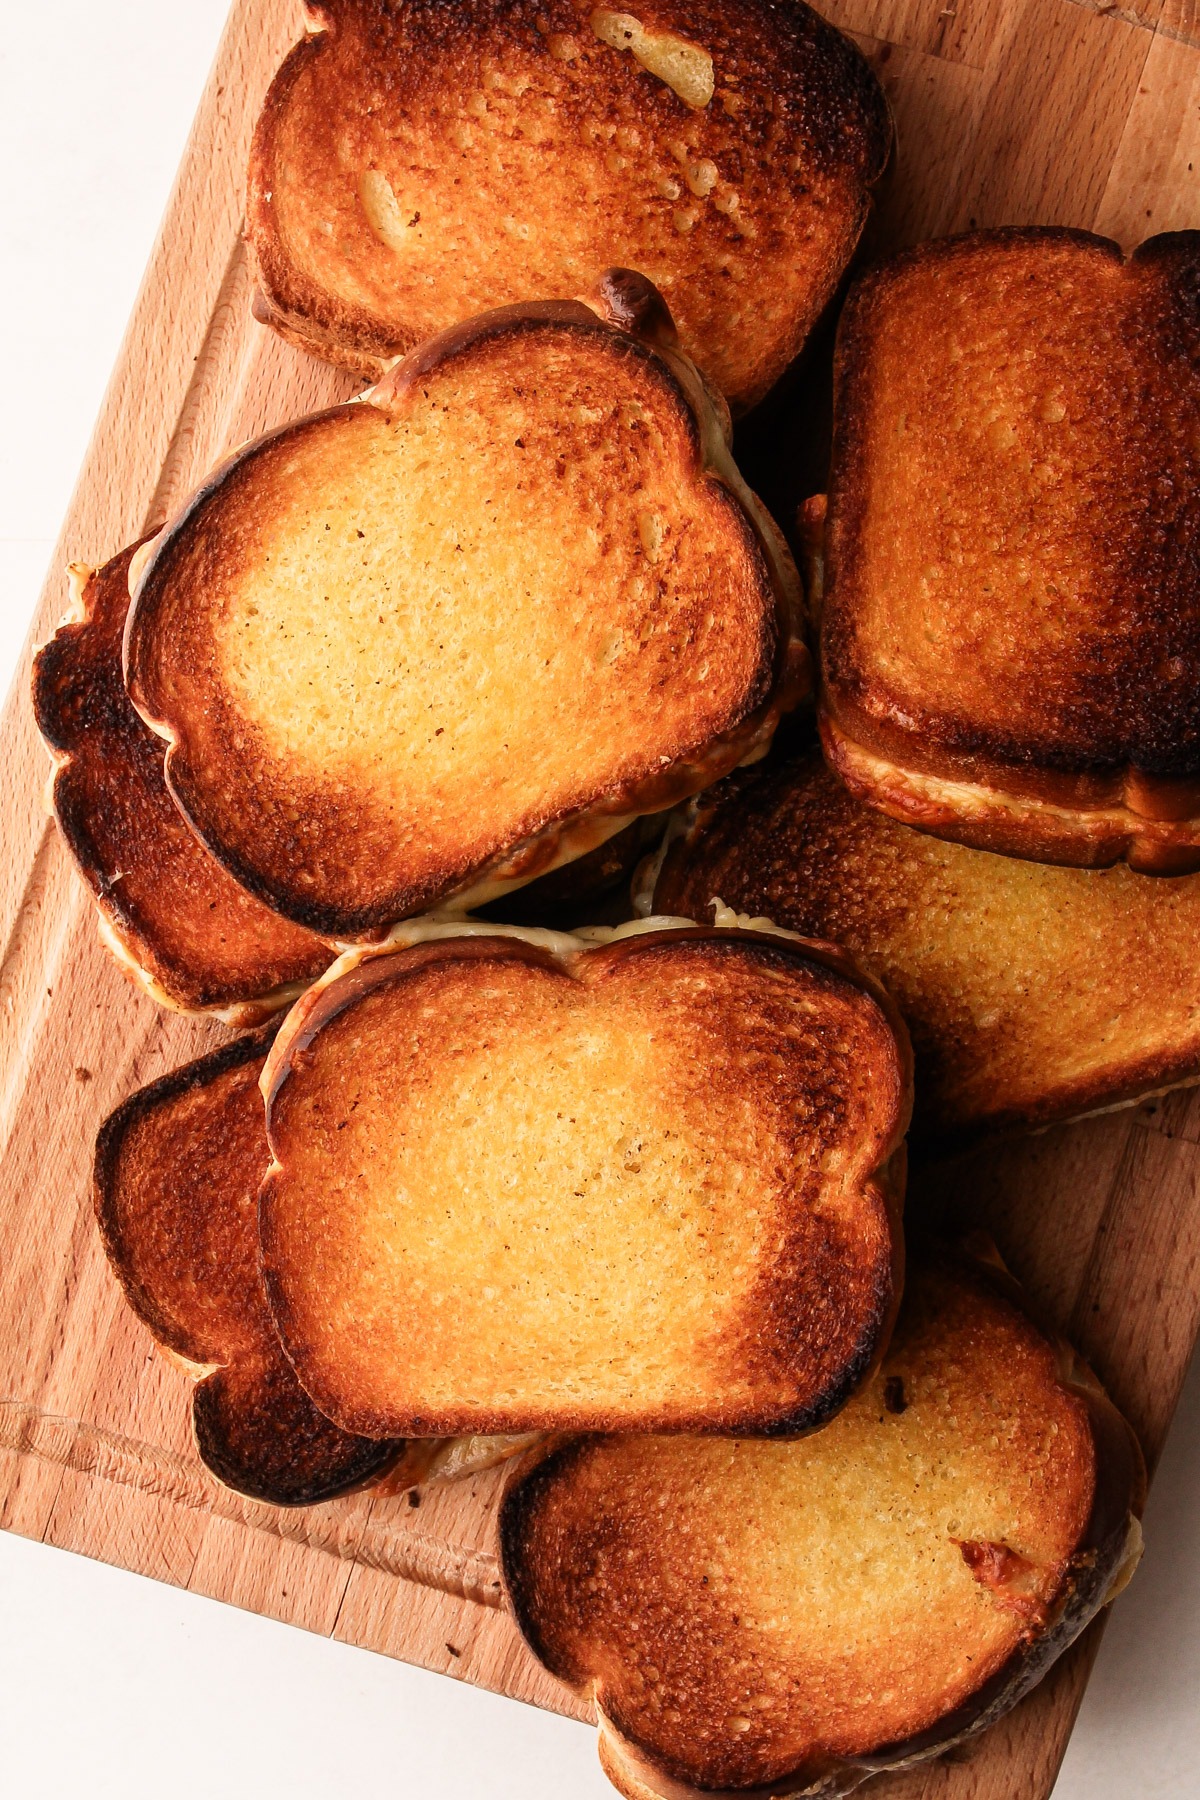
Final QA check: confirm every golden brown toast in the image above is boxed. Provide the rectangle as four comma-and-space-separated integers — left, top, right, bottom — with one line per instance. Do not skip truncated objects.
652, 745, 1200, 1142
124, 276, 805, 938
500, 1247, 1145, 1800
258, 920, 911, 1440
817, 229, 1200, 872
248, 0, 890, 411
31, 545, 332, 1021
95, 1029, 529, 1503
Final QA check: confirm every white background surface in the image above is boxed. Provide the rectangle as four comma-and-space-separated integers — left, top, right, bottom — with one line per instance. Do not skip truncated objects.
0, 6, 1196, 1796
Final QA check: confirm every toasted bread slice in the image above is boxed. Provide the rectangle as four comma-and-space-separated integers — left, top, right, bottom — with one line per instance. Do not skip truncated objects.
124, 276, 805, 939
247, 0, 890, 411
500, 1247, 1144, 1800
652, 745, 1200, 1141
94, 1029, 527, 1502
817, 229, 1200, 872
32, 546, 333, 1022
258, 919, 910, 1439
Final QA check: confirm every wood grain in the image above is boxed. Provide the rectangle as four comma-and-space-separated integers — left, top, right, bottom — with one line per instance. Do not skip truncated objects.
1, 1, 1198, 1794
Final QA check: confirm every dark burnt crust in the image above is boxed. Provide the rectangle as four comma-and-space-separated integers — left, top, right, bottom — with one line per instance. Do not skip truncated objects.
94, 1029, 403, 1507
497, 1245, 1144, 1800
372, 279, 803, 766
652, 748, 1200, 1143
973, 1042, 1200, 1143
498, 1433, 612, 1685
246, 0, 891, 408
34, 538, 158, 756
261, 924, 912, 1150
124, 290, 805, 939
261, 923, 912, 1165
927, 1031, 1200, 1150
779, 1247, 1147, 1800
190, 1356, 397, 1509
374, 297, 618, 398
821, 231, 1125, 793
819, 227, 1200, 865
124, 407, 401, 941
31, 542, 331, 1014
93, 1027, 277, 1356
371, 281, 795, 693
260, 926, 910, 1439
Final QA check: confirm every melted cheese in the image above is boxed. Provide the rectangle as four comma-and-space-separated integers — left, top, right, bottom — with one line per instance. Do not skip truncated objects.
590, 11, 715, 110
359, 169, 420, 256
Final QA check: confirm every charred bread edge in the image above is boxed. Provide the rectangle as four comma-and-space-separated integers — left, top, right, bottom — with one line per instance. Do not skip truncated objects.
33, 543, 153, 751
31, 547, 335, 1025
818, 228, 1200, 873
246, 6, 895, 403
93, 1025, 411, 1505
645, 793, 1200, 1144
122, 274, 807, 938
497, 1240, 1146, 1800
258, 915, 911, 1439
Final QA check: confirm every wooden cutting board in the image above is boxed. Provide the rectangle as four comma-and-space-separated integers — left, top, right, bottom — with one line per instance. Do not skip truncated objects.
2, 1, 1198, 1793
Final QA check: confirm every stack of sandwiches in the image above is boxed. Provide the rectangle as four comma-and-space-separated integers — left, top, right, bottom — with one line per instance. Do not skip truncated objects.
37, 3, 1200, 1794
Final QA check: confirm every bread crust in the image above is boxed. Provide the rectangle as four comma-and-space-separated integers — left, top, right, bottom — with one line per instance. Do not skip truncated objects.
258, 922, 910, 1439
499, 1245, 1144, 1799
819, 228, 1200, 871
93, 1028, 414, 1505
31, 544, 333, 1021
652, 745, 1200, 1142
124, 278, 807, 938
247, 0, 890, 410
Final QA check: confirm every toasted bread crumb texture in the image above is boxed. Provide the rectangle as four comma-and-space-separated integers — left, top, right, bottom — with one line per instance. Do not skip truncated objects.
30, 548, 331, 1012
260, 933, 904, 1437
823, 230, 1200, 794
503, 1258, 1099, 1792
250, 0, 888, 408
94, 1036, 399, 1505
128, 318, 780, 935
655, 750, 1200, 1137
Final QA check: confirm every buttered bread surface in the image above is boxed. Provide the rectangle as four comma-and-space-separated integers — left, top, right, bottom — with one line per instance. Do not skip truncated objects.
249, 0, 889, 408
125, 307, 791, 936
259, 931, 908, 1438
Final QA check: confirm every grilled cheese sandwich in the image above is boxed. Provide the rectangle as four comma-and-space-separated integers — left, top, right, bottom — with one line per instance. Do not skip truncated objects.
258, 919, 910, 1439
124, 275, 805, 938
817, 228, 1200, 871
